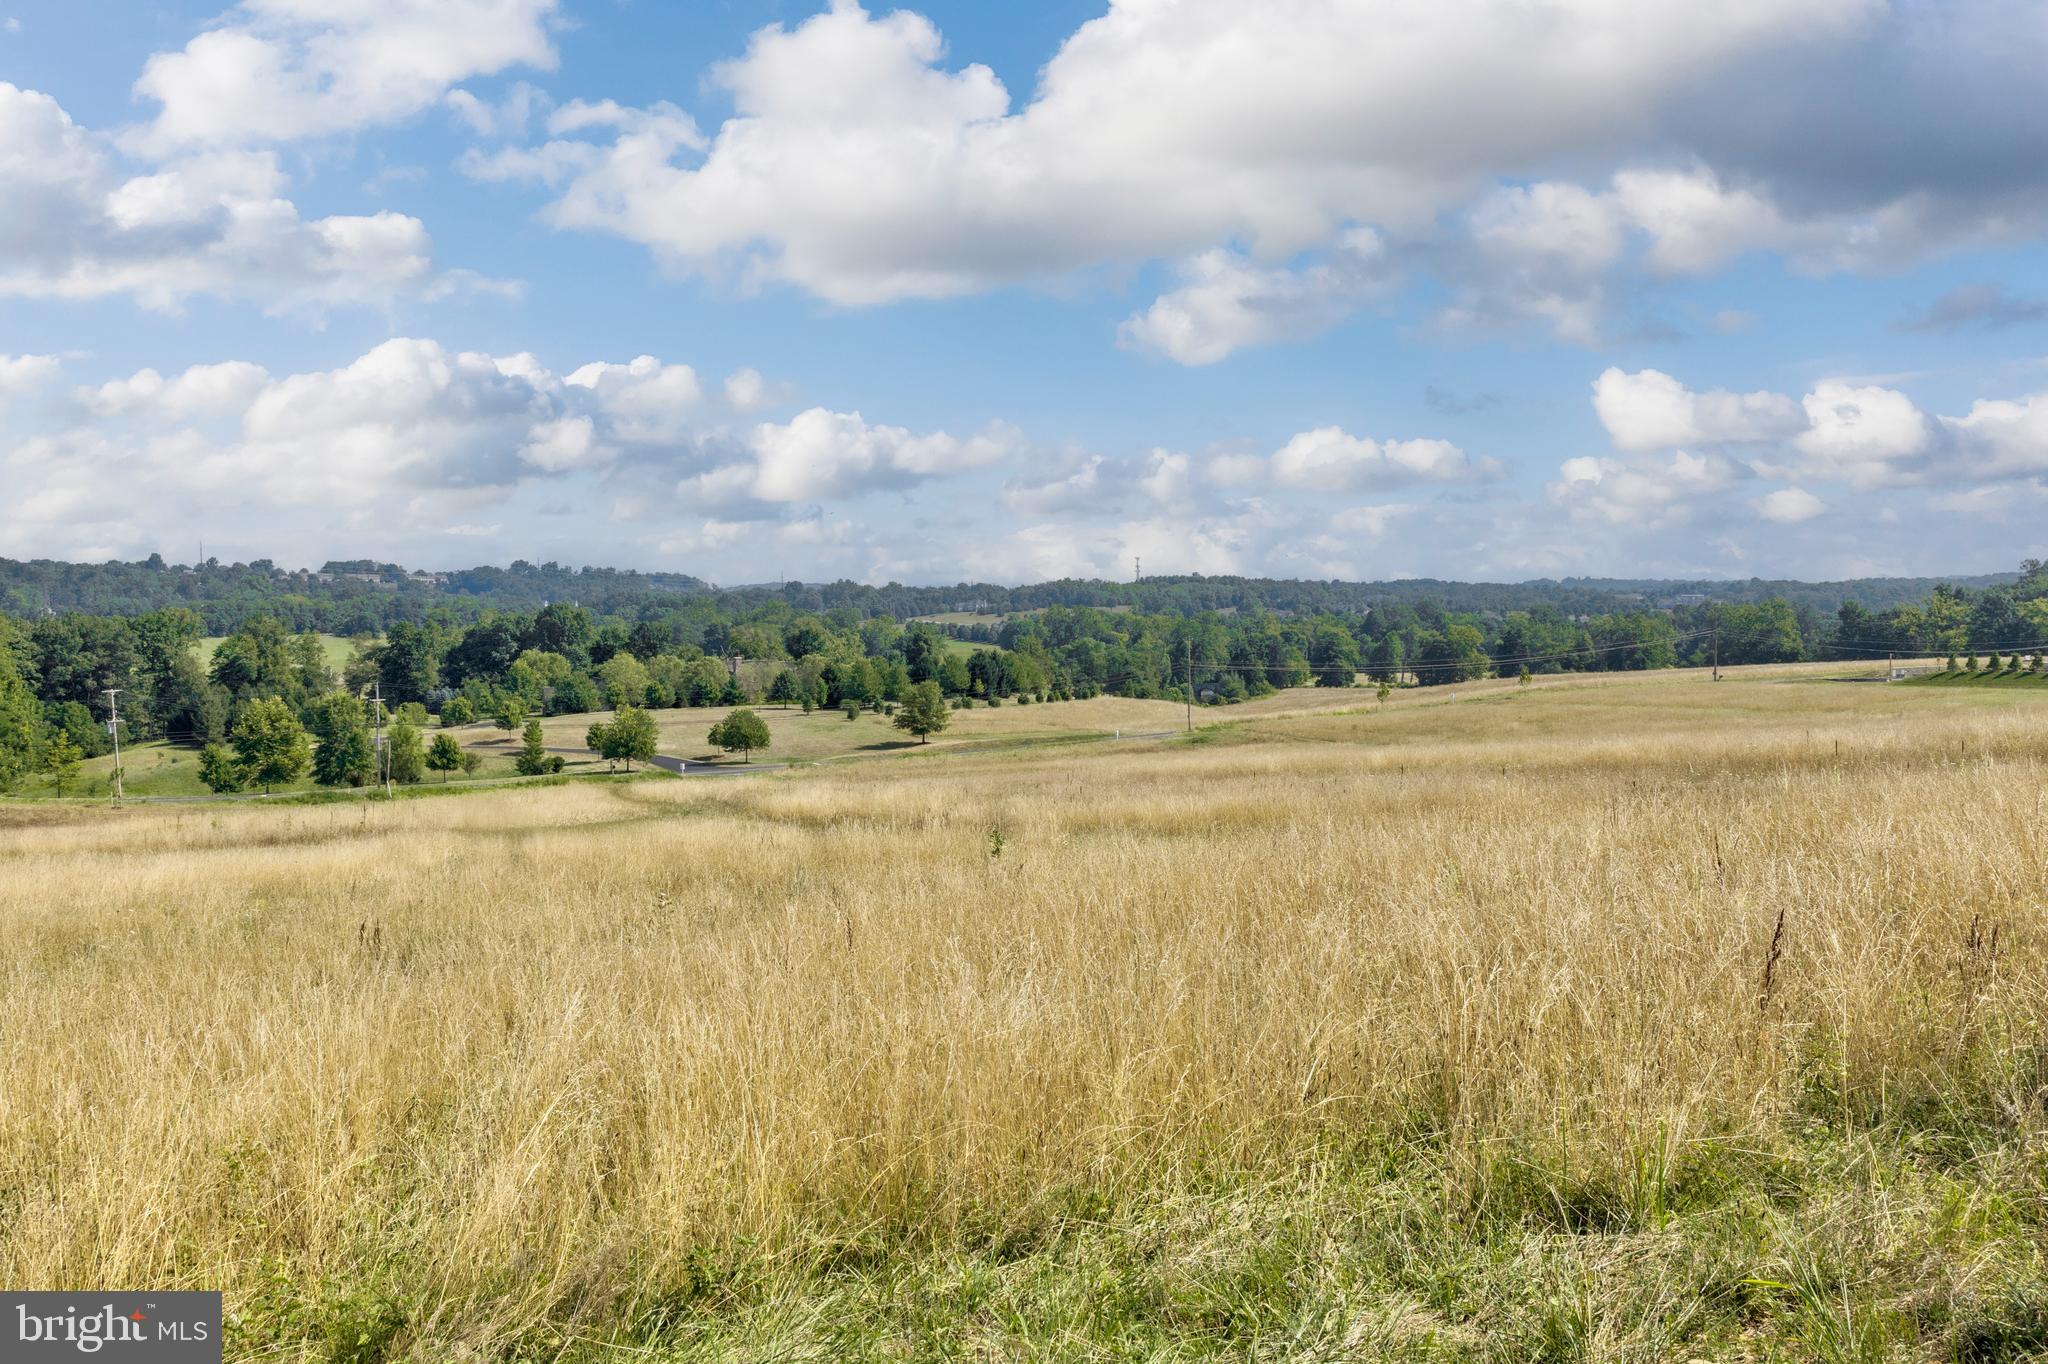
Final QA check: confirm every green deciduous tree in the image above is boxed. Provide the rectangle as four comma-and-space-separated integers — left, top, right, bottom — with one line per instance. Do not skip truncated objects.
1414, 624, 1491, 686
427, 732, 463, 782
938, 655, 971, 695
44, 700, 110, 758
1703, 599, 1804, 666
232, 696, 311, 793
441, 615, 522, 689
43, 731, 83, 795
308, 692, 375, 787
507, 649, 573, 709
605, 705, 660, 769
893, 680, 950, 744
1588, 612, 1678, 672
1307, 621, 1360, 687
1367, 634, 1405, 685
528, 602, 596, 666
494, 695, 530, 731
151, 649, 228, 746
552, 672, 600, 715
596, 652, 653, 710
386, 719, 425, 785
0, 641, 40, 792
198, 742, 244, 794
783, 619, 831, 658
707, 707, 771, 762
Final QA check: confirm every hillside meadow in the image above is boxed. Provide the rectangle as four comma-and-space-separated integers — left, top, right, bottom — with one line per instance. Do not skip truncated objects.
197, 632, 362, 676
529, 687, 1361, 767
0, 667, 2044, 1360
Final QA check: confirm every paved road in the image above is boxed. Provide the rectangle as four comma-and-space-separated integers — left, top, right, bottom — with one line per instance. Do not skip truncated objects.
540, 745, 784, 776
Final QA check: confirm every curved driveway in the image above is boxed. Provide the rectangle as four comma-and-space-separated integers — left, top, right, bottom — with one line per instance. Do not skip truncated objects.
542, 746, 784, 776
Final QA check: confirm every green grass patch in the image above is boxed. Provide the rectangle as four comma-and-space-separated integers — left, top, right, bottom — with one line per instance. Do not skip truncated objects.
262, 767, 668, 806
2, 736, 614, 803
195, 632, 362, 675
219, 1115, 2048, 1362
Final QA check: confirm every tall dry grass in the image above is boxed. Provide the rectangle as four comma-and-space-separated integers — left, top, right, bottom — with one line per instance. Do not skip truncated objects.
0, 676, 2042, 1354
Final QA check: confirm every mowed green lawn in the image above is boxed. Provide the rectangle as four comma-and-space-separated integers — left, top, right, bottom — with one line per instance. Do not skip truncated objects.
9, 735, 603, 800
534, 693, 1213, 765
907, 611, 1009, 627
194, 632, 362, 675
529, 688, 1378, 767
534, 702, 942, 764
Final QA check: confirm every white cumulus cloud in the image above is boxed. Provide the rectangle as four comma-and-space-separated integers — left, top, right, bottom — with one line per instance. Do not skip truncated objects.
132, 0, 560, 151
1793, 381, 1934, 487
0, 352, 60, 399
0, 82, 453, 310
478, 0, 1875, 309
1268, 427, 1499, 492
1119, 229, 1392, 365
1759, 487, 1826, 523
1547, 449, 1747, 527
1594, 367, 1806, 451
746, 408, 1023, 502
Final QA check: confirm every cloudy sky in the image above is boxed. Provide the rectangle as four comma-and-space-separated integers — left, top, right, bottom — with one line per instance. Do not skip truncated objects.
2, 0, 2045, 584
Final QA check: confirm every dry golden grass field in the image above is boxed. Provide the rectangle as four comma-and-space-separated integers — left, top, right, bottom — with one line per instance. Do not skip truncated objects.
2, 666, 2045, 1360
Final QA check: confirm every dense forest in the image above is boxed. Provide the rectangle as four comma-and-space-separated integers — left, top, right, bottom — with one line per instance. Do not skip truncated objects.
2, 555, 2043, 793
0, 554, 2016, 635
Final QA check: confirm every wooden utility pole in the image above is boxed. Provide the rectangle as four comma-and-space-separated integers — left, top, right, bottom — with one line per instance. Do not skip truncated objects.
1712, 629, 1720, 682
1184, 640, 1194, 732
102, 688, 124, 804
371, 681, 392, 798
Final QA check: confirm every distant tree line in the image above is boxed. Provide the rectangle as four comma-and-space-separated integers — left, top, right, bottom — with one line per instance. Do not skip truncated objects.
0, 553, 2016, 637
4, 557, 2042, 794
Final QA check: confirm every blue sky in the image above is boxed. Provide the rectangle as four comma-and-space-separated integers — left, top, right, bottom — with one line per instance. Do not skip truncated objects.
1, 0, 2044, 584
